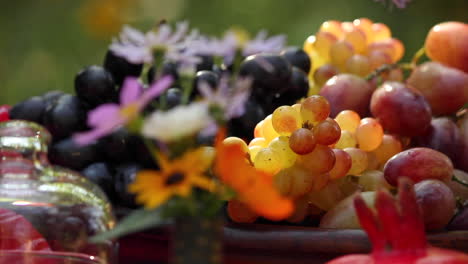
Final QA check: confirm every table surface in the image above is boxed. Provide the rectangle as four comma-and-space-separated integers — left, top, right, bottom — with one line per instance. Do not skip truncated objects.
117, 223, 468, 264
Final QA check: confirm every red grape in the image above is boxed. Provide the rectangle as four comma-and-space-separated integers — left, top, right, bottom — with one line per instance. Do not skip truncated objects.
313, 118, 341, 145
383, 147, 454, 186
289, 128, 317, 155
407, 62, 468, 115
320, 74, 374, 117
370, 82, 432, 137
412, 117, 461, 166
415, 180, 456, 230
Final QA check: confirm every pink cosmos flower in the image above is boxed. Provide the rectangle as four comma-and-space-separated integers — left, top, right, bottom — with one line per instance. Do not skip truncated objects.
73, 76, 172, 145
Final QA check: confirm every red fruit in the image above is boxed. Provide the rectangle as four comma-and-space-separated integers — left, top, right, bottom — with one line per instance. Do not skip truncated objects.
370, 82, 432, 137
327, 178, 468, 264
415, 180, 456, 231
383, 147, 454, 186
320, 74, 374, 118
0, 105, 10, 122
407, 62, 468, 115
425, 21, 468, 73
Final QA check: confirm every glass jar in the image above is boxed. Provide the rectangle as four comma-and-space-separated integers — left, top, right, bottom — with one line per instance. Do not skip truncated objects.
0, 120, 116, 264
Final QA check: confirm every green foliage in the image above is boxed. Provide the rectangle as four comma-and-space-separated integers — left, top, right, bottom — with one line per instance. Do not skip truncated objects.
1, 0, 467, 105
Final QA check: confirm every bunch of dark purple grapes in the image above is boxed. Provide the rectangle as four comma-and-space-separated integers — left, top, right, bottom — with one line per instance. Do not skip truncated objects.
8, 46, 312, 209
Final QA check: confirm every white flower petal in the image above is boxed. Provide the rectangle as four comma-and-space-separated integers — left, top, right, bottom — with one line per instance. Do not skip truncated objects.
142, 103, 212, 142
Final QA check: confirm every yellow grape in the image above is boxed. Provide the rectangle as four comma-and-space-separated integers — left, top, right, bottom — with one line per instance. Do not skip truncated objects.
355, 117, 384, 151
314, 31, 338, 60
371, 23, 392, 41
368, 50, 392, 70
313, 118, 341, 145
366, 152, 380, 171
312, 172, 330, 191
344, 27, 367, 54
261, 115, 280, 142
289, 128, 317, 155
368, 38, 404, 63
336, 175, 364, 197
320, 20, 344, 39
249, 137, 267, 148
287, 196, 309, 223
303, 35, 316, 55
254, 120, 264, 138
319, 191, 376, 229
372, 134, 402, 166
223, 137, 249, 154
358, 170, 392, 191
292, 103, 302, 114
269, 136, 297, 168
253, 147, 282, 174
330, 40, 355, 71
272, 106, 302, 136
341, 22, 355, 33
353, 18, 374, 43
314, 64, 340, 87
334, 110, 361, 133
307, 180, 344, 211
300, 95, 330, 125
274, 166, 314, 197
344, 147, 369, 175
308, 82, 321, 96
346, 54, 371, 77
227, 200, 258, 223
296, 144, 336, 174
248, 146, 262, 161
335, 130, 357, 149
329, 148, 352, 180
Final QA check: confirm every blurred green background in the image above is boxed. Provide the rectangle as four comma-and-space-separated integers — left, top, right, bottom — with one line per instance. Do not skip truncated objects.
0, 0, 467, 105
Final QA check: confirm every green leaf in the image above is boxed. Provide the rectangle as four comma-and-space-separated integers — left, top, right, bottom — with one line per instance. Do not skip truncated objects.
89, 208, 167, 243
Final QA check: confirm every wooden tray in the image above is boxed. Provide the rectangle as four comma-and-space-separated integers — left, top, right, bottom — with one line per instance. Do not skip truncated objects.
118, 223, 468, 264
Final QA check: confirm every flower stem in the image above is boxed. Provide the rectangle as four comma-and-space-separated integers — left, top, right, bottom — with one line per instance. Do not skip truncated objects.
181, 74, 194, 105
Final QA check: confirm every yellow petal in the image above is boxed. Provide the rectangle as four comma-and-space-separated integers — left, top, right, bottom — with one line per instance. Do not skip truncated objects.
128, 170, 163, 193
180, 147, 215, 173
155, 152, 171, 171
176, 184, 192, 197
143, 191, 171, 209
190, 174, 216, 192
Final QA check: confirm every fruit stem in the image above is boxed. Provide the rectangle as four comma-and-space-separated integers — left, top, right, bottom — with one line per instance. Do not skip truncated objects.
365, 63, 414, 81
452, 174, 468, 188
411, 47, 426, 67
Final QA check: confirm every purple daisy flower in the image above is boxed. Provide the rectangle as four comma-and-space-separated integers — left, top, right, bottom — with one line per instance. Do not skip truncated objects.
73, 76, 173, 145
189, 32, 238, 66
375, 0, 411, 8
198, 75, 252, 120
243, 30, 286, 57
109, 21, 200, 68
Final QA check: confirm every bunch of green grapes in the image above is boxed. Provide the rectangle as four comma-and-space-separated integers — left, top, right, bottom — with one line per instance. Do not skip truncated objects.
303, 18, 404, 95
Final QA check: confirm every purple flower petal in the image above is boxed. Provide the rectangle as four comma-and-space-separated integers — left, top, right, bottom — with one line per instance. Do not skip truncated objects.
73, 126, 117, 146
120, 77, 143, 105
87, 104, 121, 128
139, 75, 173, 107
197, 80, 214, 99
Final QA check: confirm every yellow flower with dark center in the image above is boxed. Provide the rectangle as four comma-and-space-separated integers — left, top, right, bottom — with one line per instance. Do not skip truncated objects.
129, 147, 216, 209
